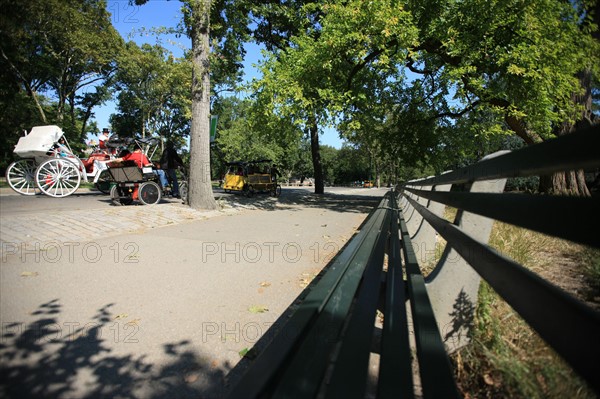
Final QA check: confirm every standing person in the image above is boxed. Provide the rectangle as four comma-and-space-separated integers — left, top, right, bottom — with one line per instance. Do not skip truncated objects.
99, 128, 110, 153
159, 141, 184, 197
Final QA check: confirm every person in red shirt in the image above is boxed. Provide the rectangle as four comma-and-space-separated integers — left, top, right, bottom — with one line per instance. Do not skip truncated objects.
115, 148, 169, 188
120, 148, 152, 168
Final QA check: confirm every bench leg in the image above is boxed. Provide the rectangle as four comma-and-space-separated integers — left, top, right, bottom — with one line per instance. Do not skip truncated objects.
424, 178, 507, 352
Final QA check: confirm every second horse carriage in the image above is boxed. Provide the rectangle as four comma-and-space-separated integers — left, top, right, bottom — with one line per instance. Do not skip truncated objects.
5, 125, 113, 197
222, 159, 281, 197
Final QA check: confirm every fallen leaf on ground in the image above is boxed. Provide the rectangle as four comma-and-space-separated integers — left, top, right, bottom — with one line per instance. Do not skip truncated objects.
248, 305, 269, 314
299, 279, 311, 288
259, 281, 271, 287
21, 271, 39, 277
114, 313, 129, 320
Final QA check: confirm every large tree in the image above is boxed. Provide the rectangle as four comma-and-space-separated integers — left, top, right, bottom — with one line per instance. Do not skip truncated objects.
248, 1, 330, 194
184, 0, 217, 209
134, 0, 250, 210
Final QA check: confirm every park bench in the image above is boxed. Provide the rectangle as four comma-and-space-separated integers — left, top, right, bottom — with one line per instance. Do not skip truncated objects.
226, 125, 600, 399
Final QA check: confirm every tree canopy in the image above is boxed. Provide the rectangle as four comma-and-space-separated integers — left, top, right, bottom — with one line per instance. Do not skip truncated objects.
0, 0, 123, 168
251, 0, 598, 193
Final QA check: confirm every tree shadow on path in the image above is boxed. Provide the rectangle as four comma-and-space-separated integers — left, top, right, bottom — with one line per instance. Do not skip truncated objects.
217, 187, 385, 214
0, 300, 230, 399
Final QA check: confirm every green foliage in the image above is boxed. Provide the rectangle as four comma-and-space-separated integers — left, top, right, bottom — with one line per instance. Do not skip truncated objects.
250, 0, 599, 181
319, 144, 338, 185
210, 96, 304, 179
111, 43, 192, 140
332, 145, 370, 184
406, 0, 598, 137
0, 0, 123, 164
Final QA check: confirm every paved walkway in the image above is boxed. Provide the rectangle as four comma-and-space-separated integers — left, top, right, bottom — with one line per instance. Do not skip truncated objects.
0, 186, 386, 398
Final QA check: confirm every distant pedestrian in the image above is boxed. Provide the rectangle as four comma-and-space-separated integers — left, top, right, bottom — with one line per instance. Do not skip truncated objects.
160, 141, 184, 197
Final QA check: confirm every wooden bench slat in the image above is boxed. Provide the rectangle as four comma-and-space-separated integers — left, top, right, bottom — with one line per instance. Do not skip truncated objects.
411, 124, 599, 186
403, 188, 600, 248
226, 197, 391, 399
272, 205, 390, 398
399, 211, 461, 399
225, 207, 380, 398
324, 205, 392, 398
378, 200, 415, 399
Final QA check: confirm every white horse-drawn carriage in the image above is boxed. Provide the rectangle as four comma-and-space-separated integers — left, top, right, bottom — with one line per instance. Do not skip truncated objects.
5, 125, 111, 197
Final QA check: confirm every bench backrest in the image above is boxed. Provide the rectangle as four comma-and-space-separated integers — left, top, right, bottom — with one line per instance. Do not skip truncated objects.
398, 124, 600, 393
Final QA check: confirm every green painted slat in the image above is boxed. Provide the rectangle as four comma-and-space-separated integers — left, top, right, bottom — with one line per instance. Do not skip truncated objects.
225, 199, 387, 399
399, 212, 461, 399
402, 188, 600, 248
324, 206, 391, 398
378, 196, 415, 399
271, 201, 390, 398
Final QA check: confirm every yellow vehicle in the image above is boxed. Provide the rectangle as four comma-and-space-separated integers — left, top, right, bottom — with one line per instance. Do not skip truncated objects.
222, 160, 281, 197
363, 180, 374, 188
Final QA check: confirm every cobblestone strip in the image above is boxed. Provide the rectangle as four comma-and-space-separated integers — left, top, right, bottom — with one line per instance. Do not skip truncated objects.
0, 204, 237, 255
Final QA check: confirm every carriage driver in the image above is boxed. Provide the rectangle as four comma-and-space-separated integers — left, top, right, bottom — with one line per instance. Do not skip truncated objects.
114, 147, 169, 189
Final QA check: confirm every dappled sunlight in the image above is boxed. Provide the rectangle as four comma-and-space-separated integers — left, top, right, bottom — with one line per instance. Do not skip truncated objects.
0, 301, 231, 399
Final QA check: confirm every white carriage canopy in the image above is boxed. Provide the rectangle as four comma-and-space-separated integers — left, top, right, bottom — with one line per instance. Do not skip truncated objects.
13, 125, 64, 159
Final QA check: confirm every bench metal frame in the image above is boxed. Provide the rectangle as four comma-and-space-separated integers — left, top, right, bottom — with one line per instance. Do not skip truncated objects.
226, 125, 600, 398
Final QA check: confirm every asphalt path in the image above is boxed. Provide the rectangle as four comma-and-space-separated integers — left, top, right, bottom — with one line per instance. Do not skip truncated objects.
0, 185, 387, 398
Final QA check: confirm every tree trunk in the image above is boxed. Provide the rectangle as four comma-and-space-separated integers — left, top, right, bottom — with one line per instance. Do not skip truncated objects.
309, 114, 324, 194
188, 0, 217, 210
539, 68, 594, 197
539, 3, 599, 197
28, 87, 47, 124
374, 160, 380, 188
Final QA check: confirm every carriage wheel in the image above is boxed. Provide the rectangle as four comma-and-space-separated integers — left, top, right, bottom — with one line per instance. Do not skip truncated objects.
245, 185, 254, 198
110, 185, 133, 206
6, 159, 38, 195
94, 169, 112, 194
138, 181, 162, 205
35, 158, 81, 197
